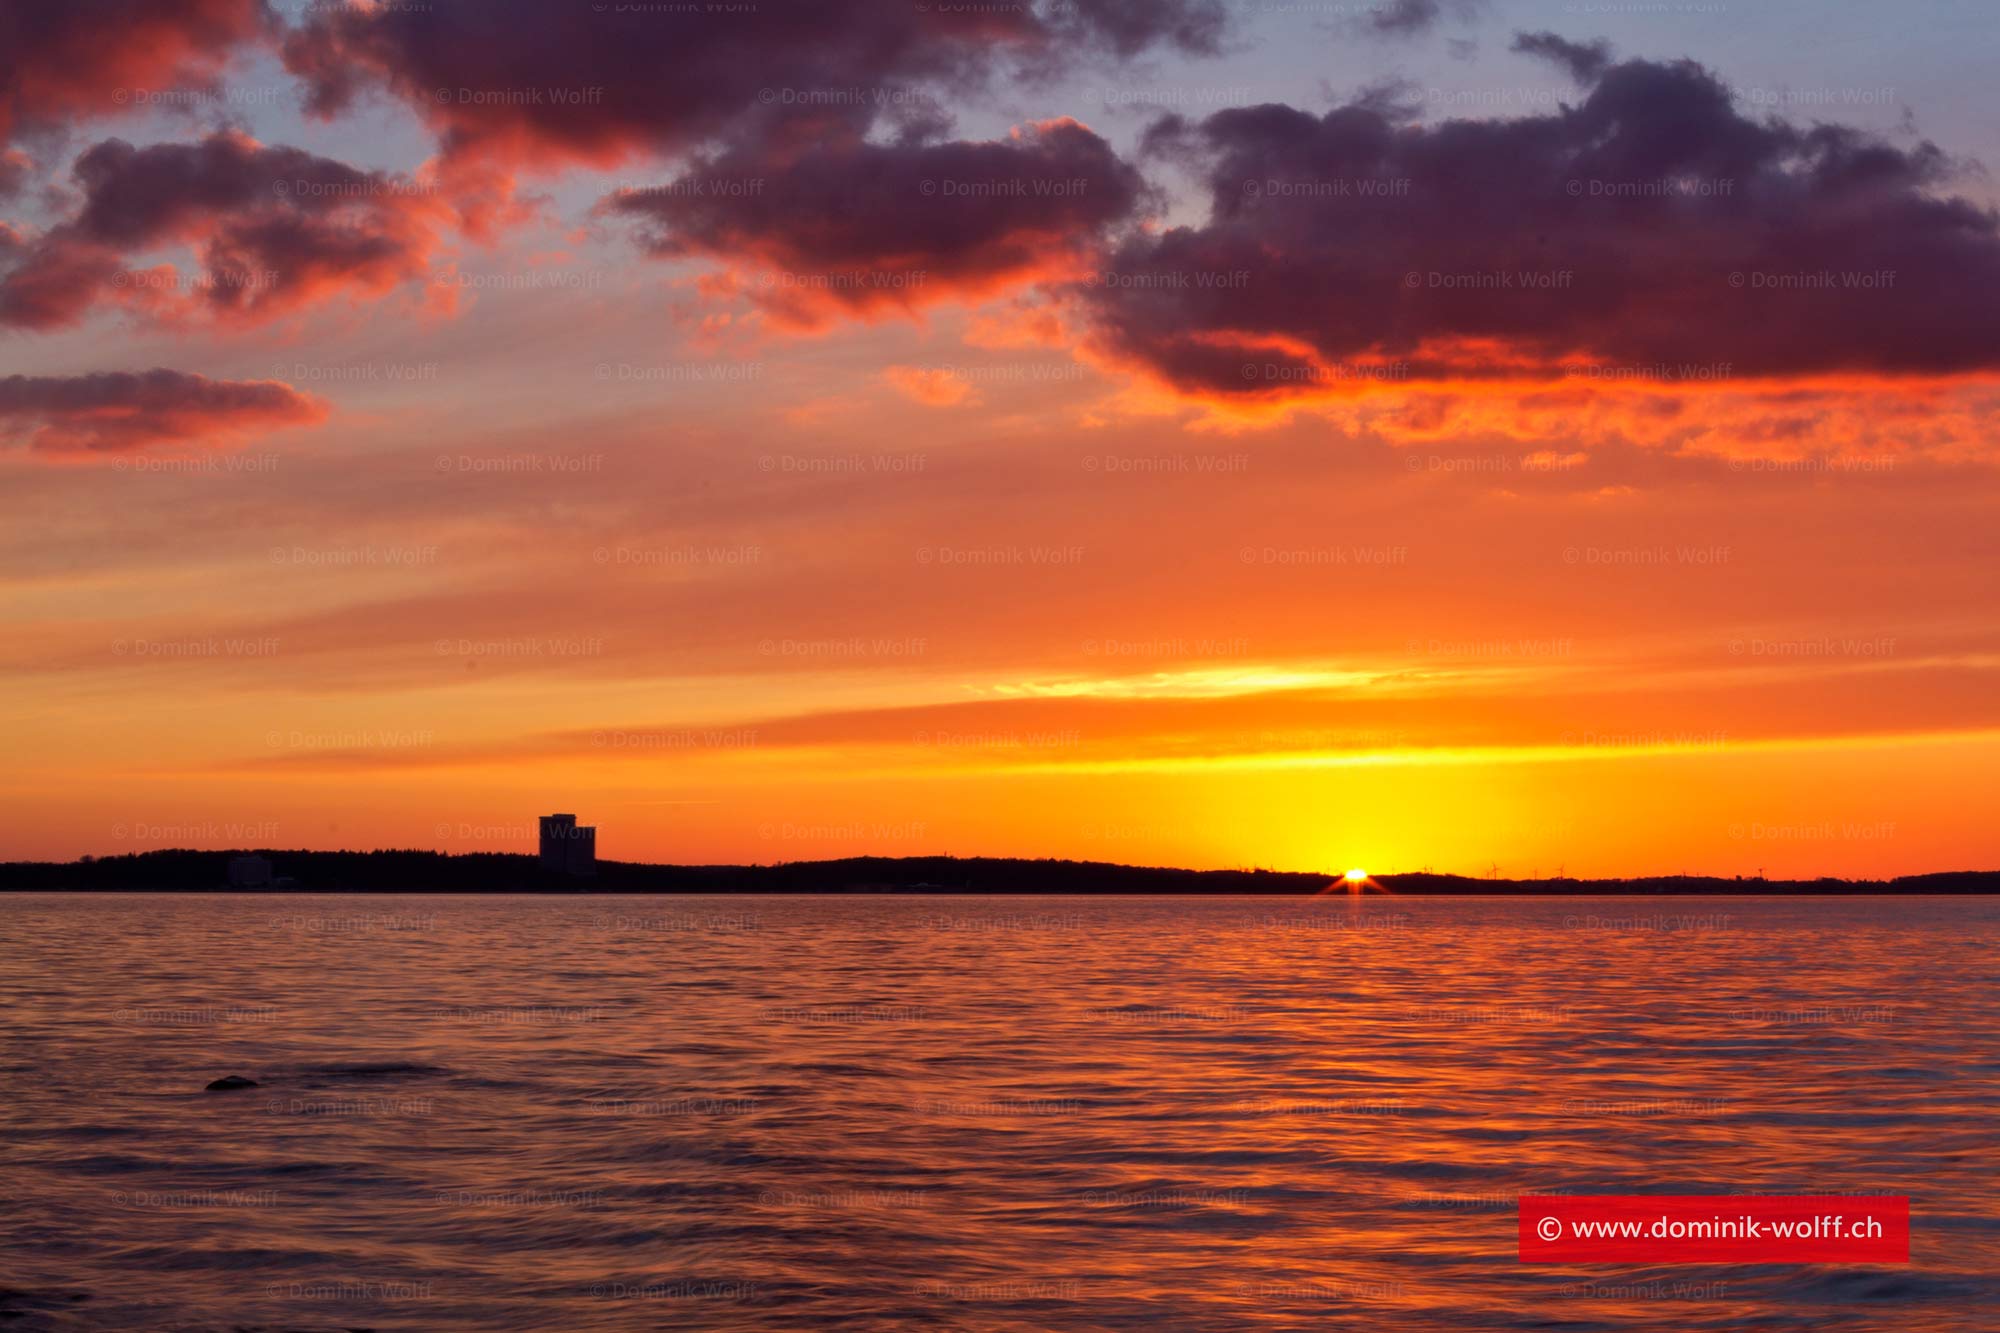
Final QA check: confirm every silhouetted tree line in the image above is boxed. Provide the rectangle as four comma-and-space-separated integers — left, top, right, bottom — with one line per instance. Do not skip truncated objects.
1, 850, 1995, 893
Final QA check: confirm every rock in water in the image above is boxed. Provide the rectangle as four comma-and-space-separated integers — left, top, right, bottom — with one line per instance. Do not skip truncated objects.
205, 1075, 258, 1091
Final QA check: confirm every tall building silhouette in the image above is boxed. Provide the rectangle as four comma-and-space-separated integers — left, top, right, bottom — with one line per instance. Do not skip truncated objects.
538, 814, 596, 876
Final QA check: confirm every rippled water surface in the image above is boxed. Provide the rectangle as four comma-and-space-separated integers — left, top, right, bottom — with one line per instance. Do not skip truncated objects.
2, 893, 1996, 1331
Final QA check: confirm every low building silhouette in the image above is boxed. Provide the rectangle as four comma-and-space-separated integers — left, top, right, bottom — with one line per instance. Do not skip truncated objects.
539, 814, 596, 876
227, 854, 273, 888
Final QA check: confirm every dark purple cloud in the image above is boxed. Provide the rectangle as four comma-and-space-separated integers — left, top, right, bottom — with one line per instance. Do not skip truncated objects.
0, 130, 443, 330
1073, 54, 2000, 397
267, 0, 1226, 319
609, 118, 1147, 323
282, 0, 1225, 169
1364, 0, 1484, 37
1, 1, 272, 146
1510, 30, 1613, 83
0, 233, 123, 329
0, 368, 326, 453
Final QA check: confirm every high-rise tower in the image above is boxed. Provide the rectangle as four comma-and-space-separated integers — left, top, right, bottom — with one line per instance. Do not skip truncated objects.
539, 814, 596, 875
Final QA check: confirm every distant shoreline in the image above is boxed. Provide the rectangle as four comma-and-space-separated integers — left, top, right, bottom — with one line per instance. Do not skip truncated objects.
2, 850, 1995, 895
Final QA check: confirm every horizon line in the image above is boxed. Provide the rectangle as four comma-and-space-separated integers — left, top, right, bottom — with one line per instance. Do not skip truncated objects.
10, 846, 2000, 887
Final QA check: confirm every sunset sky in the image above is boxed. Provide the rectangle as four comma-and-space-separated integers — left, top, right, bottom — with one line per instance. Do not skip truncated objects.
4, 0, 1998, 876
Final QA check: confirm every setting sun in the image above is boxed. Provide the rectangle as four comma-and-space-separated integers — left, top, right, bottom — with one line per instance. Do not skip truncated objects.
1345, 868, 1370, 884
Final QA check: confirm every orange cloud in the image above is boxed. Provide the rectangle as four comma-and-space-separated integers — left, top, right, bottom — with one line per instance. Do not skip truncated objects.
883, 366, 978, 408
